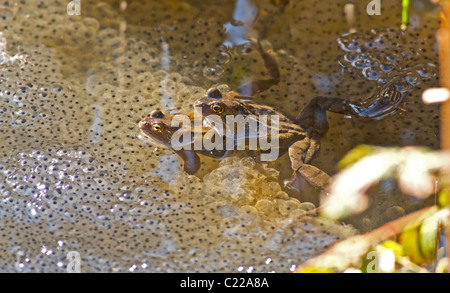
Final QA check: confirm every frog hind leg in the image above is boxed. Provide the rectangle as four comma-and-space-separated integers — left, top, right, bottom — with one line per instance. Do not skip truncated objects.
236, 39, 281, 96
288, 139, 311, 171
288, 140, 330, 191
175, 150, 201, 174
295, 96, 354, 136
288, 137, 321, 169
296, 164, 331, 192
285, 166, 330, 192
288, 97, 350, 191
297, 85, 403, 128
347, 83, 403, 119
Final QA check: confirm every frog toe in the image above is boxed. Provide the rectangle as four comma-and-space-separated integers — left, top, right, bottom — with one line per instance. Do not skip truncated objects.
284, 173, 303, 191
297, 164, 331, 192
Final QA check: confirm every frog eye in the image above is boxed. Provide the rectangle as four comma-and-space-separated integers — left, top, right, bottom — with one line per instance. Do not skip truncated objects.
210, 102, 224, 114
152, 123, 164, 132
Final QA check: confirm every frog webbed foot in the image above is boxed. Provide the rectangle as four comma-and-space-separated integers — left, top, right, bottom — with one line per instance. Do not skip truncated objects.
348, 83, 404, 119
296, 84, 404, 134
297, 164, 331, 192
285, 164, 330, 192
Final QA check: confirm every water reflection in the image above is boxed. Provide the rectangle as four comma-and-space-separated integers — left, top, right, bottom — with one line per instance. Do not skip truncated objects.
160, 39, 174, 109
223, 0, 258, 48
203, 0, 258, 87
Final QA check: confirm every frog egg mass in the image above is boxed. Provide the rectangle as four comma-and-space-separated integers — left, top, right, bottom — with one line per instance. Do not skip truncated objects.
0, 0, 439, 272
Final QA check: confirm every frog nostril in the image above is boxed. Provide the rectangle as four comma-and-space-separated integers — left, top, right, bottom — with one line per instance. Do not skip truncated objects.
194, 100, 203, 108
138, 120, 150, 131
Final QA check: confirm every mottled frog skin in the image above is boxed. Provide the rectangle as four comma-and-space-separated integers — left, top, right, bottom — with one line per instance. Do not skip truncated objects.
194, 85, 402, 191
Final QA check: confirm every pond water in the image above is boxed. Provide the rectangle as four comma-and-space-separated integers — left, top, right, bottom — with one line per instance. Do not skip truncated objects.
0, 0, 441, 272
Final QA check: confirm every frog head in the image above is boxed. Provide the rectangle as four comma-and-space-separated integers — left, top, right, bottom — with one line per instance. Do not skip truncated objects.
139, 110, 178, 147
194, 88, 252, 120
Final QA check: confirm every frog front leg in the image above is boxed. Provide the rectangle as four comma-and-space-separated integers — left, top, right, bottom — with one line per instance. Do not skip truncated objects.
175, 149, 201, 175
176, 146, 235, 174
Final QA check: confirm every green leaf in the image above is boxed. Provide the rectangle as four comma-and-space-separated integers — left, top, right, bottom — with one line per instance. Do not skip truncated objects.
380, 240, 403, 256
399, 225, 426, 265
418, 216, 439, 263
401, 0, 410, 31
438, 189, 450, 207
295, 267, 335, 273
337, 144, 377, 170
399, 208, 450, 266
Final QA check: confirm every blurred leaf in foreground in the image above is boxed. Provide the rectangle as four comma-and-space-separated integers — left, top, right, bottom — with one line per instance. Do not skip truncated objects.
337, 144, 377, 170
296, 206, 438, 272
296, 206, 449, 272
321, 146, 450, 220
439, 189, 450, 207
399, 207, 449, 266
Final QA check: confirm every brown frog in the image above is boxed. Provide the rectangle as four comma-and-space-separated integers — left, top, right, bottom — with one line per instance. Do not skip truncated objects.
139, 40, 281, 175
193, 83, 402, 191
139, 109, 232, 174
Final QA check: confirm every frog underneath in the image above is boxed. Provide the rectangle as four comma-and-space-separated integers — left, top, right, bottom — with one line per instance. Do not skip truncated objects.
139, 109, 232, 174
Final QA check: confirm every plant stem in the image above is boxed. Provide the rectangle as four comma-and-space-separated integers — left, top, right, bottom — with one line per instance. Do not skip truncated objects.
439, 3, 450, 150
438, 2, 450, 257
401, 0, 409, 30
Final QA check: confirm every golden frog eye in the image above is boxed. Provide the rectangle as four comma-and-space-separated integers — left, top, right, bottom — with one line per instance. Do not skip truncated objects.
210, 102, 224, 114
152, 123, 164, 132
